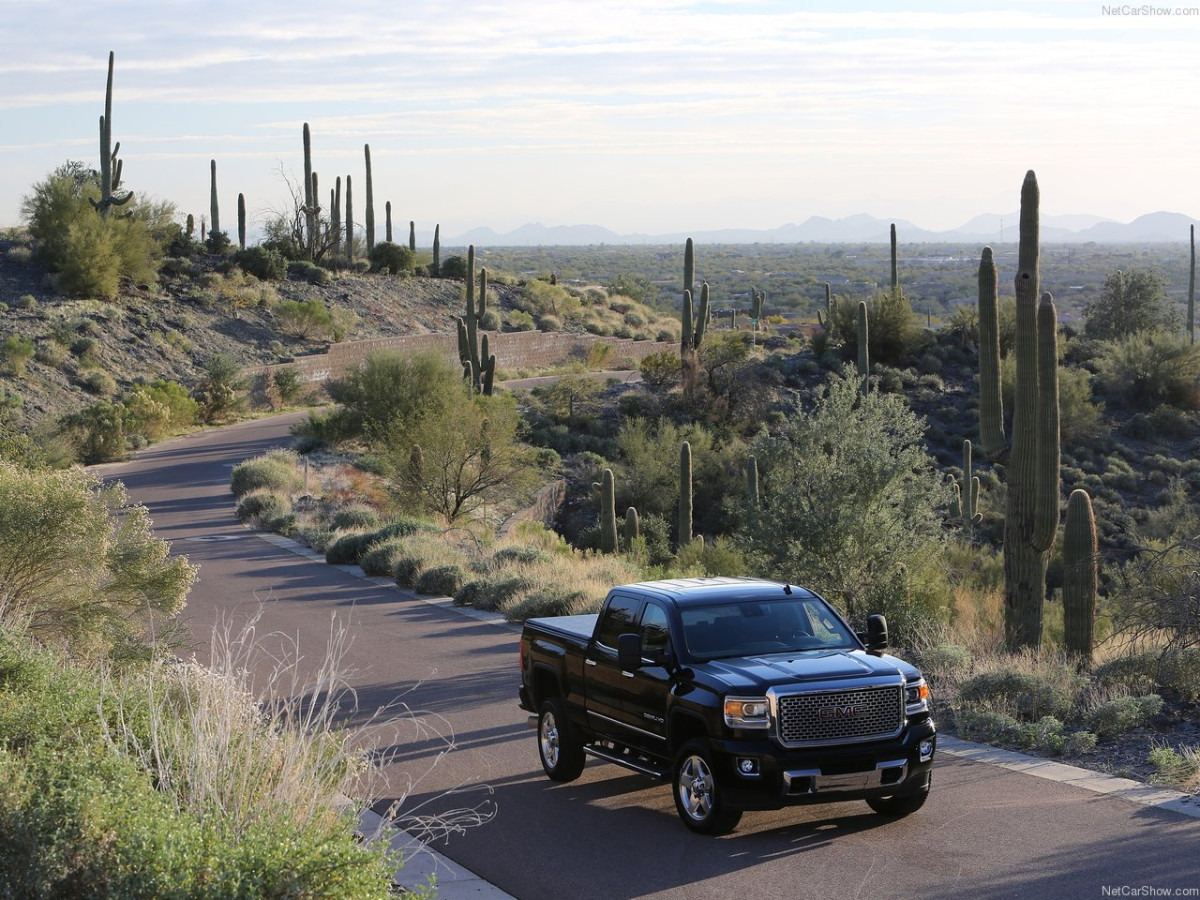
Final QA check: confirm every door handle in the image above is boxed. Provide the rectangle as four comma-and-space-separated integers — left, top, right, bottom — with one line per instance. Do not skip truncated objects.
585, 659, 597, 666
622, 671, 635, 678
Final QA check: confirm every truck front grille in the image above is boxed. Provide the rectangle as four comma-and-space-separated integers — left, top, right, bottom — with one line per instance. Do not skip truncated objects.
776, 685, 904, 746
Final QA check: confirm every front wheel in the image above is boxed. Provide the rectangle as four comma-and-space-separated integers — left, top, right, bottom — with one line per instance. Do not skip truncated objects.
866, 780, 930, 817
673, 739, 742, 835
537, 696, 585, 782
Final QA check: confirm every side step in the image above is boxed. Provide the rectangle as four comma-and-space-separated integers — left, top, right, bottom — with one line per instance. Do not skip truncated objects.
584, 742, 670, 782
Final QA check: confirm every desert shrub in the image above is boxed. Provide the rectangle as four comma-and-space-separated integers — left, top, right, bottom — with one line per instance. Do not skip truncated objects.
194, 353, 248, 424
505, 585, 592, 621
640, 350, 680, 388
367, 241, 415, 275
915, 644, 973, 681
491, 546, 553, 567
957, 668, 1081, 720
323, 530, 375, 565
454, 574, 531, 611
62, 401, 127, 463
506, 310, 535, 332
1095, 330, 1200, 409
34, 339, 67, 367
124, 379, 199, 438
272, 366, 305, 405
329, 505, 381, 531
538, 314, 562, 332
233, 245, 287, 281
393, 554, 427, 588
275, 298, 332, 340
672, 535, 746, 577
0, 335, 35, 376
1082, 694, 1164, 738
414, 564, 466, 597
288, 260, 333, 285
230, 450, 301, 498
236, 489, 291, 526
81, 369, 117, 397
439, 255, 467, 279
358, 537, 408, 577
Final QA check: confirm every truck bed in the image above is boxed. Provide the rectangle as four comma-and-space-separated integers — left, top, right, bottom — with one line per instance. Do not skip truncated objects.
525, 614, 597, 644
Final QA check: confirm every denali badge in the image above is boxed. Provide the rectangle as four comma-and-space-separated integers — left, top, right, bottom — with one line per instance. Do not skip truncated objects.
818, 705, 858, 720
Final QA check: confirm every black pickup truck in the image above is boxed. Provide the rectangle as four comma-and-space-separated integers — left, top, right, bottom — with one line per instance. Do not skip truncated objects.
518, 576, 936, 833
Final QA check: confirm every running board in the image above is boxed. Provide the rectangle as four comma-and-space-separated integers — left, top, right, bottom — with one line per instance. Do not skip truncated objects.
584, 744, 670, 781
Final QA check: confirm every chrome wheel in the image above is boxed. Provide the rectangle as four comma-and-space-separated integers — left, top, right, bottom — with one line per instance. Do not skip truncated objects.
539, 709, 562, 769
677, 753, 715, 822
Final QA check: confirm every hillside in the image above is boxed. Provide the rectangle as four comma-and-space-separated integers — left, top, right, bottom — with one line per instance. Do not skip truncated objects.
0, 236, 492, 431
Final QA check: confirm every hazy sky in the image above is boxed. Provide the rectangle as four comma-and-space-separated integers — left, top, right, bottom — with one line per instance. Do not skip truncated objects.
1, 0, 1197, 240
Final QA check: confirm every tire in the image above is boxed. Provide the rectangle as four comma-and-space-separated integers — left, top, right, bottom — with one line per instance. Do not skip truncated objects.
866, 781, 930, 818
672, 739, 742, 835
537, 696, 585, 782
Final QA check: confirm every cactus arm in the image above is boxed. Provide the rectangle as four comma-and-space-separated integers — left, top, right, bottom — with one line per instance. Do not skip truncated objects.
978, 246, 1005, 456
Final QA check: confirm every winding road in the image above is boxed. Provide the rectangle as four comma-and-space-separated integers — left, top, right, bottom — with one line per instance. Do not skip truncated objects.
95, 414, 1200, 900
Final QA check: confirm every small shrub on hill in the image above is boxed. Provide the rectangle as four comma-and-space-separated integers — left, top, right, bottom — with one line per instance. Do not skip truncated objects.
230, 450, 302, 498
233, 245, 287, 281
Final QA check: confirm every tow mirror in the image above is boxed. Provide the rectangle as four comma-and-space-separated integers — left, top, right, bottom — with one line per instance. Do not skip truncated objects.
865, 614, 888, 654
617, 633, 644, 671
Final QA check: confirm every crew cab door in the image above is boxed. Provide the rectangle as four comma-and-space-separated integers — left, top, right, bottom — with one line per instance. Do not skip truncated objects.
622, 600, 673, 747
584, 593, 644, 736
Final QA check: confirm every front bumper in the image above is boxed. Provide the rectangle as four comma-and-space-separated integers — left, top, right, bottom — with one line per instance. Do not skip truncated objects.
708, 718, 937, 811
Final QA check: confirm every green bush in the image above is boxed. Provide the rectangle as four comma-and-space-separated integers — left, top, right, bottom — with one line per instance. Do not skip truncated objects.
393, 554, 427, 588
329, 505, 382, 531
81, 368, 117, 396
414, 564, 466, 597
273, 366, 305, 404
359, 538, 407, 578
367, 241, 415, 275
275, 298, 333, 340
233, 245, 287, 281
1095, 330, 1200, 409
194, 353, 248, 424
1083, 694, 1164, 738
0, 335, 35, 376
34, 339, 67, 368
236, 489, 291, 526
957, 669, 1080, 720
230, 450, 301, 498
324, 530, 375, 565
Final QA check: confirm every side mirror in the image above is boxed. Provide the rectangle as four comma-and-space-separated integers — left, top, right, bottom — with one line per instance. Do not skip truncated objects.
617, 633, 644, 671
865, 614, 888, 654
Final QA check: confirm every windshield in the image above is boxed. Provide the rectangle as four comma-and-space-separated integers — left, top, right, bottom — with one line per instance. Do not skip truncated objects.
680, 596, 858, 659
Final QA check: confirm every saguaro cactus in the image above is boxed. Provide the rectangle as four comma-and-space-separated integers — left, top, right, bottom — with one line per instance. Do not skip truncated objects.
409, 220, 416, 253
890, 223, 898, 292
678, 440, 693, 548
746, 455, 759, 505
857, 300, 870, 394
433, 225, 441, 275
303, 123, 315, 257
951, 439, 983, 532
344, 174, 354, 258
385, 201, 393, 243
209, 160, 220, 236
624, 507, 640, 546
363, 144, 375, 253
331, 176, 342, 249
456, 246, 496, 395
1003, 170, 1061, 651
91, 51, 132, 219
1062, 488, 1099, 664
978, 246, 1005, 457
594, 469, 618, 554
1189, 224, 1196, 345
237, 193, 246, 250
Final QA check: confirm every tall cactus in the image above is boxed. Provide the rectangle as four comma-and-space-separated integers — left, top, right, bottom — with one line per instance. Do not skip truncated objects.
363, 144, 375, 253
385, 201, 393, 243
890, 223, 898, 293
594, 469, 618, 554
978, 246, 1005, 457
209, 159, 220, 236
678, 440, 693, 548
1062, 488, 1099, 664
746, 454, 759, 505
237, 193, 246, 250
409, 220, 416, 253
90, 51, 132, 219
684, 237, 695, 304
303, 123, 315, 257
457, 246, 495, 395
1189, 224, 1196, 345
331, 176, 342, 249
344, 174, 353, 258
433, 225, 441, 275
1003, 170, 1060, 651
950, 439, 983, 531
857, 300, 870, 394
624, 507, 640, 546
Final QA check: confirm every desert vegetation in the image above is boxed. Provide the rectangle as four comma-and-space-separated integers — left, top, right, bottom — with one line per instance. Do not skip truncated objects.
3, 52, 1200, 888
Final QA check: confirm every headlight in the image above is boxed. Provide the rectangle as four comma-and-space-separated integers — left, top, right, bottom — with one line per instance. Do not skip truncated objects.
724, 696, 770, 729
905, 679, 931, 714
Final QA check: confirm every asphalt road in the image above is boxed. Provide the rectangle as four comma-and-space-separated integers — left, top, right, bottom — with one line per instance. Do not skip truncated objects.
97, 414, 1200, 900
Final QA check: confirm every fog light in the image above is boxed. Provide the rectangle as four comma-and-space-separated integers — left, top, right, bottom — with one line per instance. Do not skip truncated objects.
737, 757, 760, 776
919, 740, 935, 762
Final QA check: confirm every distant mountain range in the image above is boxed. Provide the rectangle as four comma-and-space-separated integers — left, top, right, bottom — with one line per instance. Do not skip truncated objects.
450, 211, 1199, 247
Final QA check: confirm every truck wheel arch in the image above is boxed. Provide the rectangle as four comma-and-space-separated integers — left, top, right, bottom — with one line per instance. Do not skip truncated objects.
668, 709, 709, 753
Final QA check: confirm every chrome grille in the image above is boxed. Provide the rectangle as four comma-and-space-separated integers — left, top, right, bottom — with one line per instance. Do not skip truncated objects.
776, 685, 904, 746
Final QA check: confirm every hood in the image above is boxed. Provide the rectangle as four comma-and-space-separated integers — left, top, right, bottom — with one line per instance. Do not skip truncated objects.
697, 649, 921, 694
